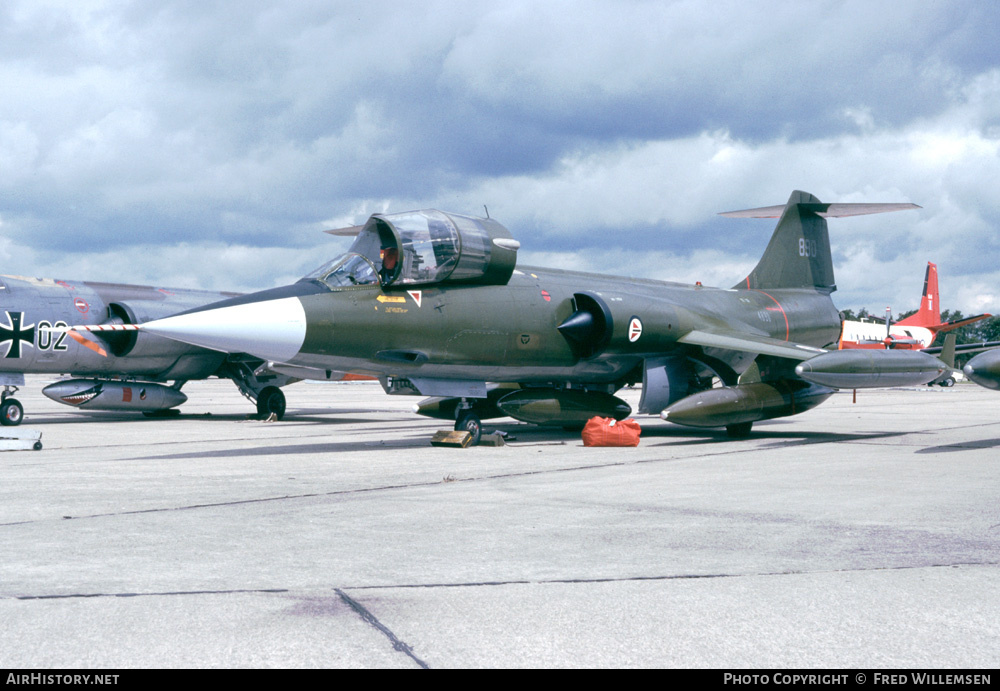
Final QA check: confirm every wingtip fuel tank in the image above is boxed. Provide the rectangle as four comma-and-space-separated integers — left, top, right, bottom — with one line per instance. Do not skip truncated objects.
963, 349, 1000, 390
794, 349, 946, 389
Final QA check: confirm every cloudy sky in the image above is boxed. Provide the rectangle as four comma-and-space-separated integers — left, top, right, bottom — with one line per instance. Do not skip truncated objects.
2, 0, 1000, 316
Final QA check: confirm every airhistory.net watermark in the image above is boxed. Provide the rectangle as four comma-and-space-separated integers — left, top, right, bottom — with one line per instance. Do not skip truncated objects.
6, 674, 119, 686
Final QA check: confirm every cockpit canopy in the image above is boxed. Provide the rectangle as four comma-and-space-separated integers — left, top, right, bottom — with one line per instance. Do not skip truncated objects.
305, 210, 520, 290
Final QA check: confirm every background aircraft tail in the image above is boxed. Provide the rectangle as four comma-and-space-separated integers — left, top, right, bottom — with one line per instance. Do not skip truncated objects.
896, 263, 940, 327
894, 261, 990, 338
722, 191, 920, 294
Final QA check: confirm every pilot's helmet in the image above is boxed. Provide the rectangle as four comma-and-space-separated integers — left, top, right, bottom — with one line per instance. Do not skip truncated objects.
380, 246, 399, 267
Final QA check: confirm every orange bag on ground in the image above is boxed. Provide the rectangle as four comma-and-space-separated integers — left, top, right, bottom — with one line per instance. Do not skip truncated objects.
582, 417, 641, 447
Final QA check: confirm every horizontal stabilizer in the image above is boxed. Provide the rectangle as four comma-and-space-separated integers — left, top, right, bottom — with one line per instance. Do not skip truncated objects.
926, 313, 992, 334
729, 191, 921, 294
323, 225, 365, 236
720, 202, 921, 219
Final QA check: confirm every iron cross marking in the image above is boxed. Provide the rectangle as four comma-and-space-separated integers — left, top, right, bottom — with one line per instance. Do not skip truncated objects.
0, 311, 36, 359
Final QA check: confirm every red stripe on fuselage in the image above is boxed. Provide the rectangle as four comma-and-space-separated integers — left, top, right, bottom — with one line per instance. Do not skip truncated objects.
754, 290, 790, 341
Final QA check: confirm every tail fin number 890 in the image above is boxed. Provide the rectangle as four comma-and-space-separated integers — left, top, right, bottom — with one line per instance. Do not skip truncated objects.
798, 238, 818, 257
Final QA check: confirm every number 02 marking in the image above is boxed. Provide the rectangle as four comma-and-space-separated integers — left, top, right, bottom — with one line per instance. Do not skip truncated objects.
37, 320, 69, 351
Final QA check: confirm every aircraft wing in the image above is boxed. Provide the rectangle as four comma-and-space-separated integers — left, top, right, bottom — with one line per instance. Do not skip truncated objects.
678, 329, 828, 360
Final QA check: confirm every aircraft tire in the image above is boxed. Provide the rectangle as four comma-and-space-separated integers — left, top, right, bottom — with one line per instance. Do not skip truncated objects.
939, 377, 955, 387
0, 399, 23, 427
256, 387, 286, 420
455, 411, 482, 446
725, 422, 752, 438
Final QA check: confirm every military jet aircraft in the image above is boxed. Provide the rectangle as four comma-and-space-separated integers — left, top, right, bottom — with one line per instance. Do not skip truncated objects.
71, 190, 947, 442
0, 274, 298, 425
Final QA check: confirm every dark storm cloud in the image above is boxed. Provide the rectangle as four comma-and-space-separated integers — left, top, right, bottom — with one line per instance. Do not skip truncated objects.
436, 1, 993, 141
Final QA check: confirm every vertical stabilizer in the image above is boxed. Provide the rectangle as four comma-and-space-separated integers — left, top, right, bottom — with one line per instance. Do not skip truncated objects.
896, 263, 940, 327
721, 191, 921, 294
729, 191, 837, 293
939, 333, 956, 369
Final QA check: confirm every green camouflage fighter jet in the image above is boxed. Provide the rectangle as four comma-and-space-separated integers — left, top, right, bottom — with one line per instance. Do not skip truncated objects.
74, 190, 946, 443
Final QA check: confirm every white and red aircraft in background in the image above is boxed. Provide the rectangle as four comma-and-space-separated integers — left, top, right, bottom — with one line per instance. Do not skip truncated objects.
839, 262, 990, 351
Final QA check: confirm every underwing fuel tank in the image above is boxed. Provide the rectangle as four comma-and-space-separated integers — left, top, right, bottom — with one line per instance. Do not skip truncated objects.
495, 389, 631, 426
794, 350, 946, 389
660, 381, 833, 429
42, 380, 188, 412
413, 384, 520, 421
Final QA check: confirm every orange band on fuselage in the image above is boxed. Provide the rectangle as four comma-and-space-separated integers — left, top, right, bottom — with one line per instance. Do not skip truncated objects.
754, 290, 790, 341
67, 329, 108, 357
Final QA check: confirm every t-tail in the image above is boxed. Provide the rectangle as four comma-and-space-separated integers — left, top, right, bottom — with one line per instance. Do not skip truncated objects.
721, 190, 921, 293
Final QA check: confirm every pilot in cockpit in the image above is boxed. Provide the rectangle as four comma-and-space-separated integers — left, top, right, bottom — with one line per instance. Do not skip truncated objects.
379, 245, 399, 285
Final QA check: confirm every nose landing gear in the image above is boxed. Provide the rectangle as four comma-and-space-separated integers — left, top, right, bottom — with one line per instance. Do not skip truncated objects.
454, 409, 482, 446
1, 386, 23, 427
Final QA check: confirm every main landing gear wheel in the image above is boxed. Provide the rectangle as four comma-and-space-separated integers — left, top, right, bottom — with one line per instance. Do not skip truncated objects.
455, 411, 482, 446
725, 421, 752, 438
0, 398, 23, 427
256, 386, 286, 420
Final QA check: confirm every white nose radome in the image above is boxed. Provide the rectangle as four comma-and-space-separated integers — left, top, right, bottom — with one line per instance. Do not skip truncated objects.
140, 297, 307, 364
